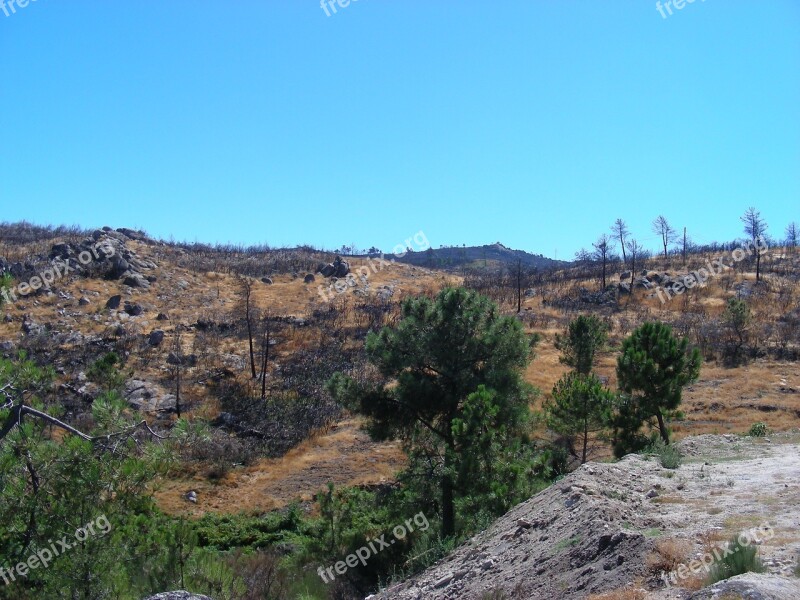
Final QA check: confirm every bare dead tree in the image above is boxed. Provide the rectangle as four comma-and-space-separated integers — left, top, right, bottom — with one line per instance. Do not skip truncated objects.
259, 312, 272, 401
611, 219, 629, 265
172, 329, 183, 418
627, 238, 643, 285
238, 276, 258, 378
652, 215, 676, 259
741, 207, 768, 281
592, 234, 613, 289
785, 222, 798, 253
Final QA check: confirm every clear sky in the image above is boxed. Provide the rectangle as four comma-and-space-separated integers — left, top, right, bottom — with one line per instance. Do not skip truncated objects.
1, 1, 798, 258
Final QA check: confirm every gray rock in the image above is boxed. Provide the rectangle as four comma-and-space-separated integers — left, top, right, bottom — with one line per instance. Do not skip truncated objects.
156, 313, 170, 321
261, 277, 273, 285
124, 379, 176, 413
108, 255, 130, 278
167, 352, 197, 367
620, 271, 632, 281
687, 573, 800, 600
123, 272, 150, 289
79, 296, 91, 306
148, 330, 165, 347
106, 295, 122, 309
303, 273, 315, 284
124, 302, 143, 316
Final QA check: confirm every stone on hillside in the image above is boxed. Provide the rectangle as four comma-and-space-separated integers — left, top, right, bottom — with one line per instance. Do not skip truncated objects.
148, 329, 165, 347
261, 277, 273, 285
106, 295, 122, 309
124, 302, 143, 316
123, 272, 150, 289
124, 379, 176, 413
304, 273, 315, 284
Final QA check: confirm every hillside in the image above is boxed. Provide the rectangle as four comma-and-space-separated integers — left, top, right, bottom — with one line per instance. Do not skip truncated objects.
374, 432, 800, 599
0, 225, 798, 517
371, 242, 568, 272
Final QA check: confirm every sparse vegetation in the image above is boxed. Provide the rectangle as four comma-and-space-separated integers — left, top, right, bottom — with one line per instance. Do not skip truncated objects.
706, 535, 765, 584
748, 422, 770, 437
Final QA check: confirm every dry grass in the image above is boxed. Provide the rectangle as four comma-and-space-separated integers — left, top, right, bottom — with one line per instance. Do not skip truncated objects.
587, 586, 648, 600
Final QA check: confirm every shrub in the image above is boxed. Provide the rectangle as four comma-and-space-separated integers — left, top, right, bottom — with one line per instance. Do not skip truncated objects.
644, 438, 682, 469
748, 422, 770, 437
706, 535, 764, 584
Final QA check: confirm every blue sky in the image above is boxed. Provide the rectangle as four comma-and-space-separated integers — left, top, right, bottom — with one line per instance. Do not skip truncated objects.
1, 1, 798, 258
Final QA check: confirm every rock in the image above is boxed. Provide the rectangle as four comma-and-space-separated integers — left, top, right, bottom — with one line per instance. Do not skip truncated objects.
167, 352, 197, 367
687, 573, 800, 600
148, 330, 165, 347
124, 302, 143, 316
106, 295, 122, 309
49, 242, 74, 260
303, 273, 315, 284
124, 379, 176, 413
618, 282, 631, 295
156, 313, 170, 321
620, 271, 632, 281
524, 288, 536, 298
261, 277, 273, 285
0, 341, 15, 352
123, 272, 150, 289
318, 256, 350, 279
22, 316, 45, 335
78, 296, 91, 306
186, 491, 197, 504
646, 489, 659, 499
108, 255, 130, 278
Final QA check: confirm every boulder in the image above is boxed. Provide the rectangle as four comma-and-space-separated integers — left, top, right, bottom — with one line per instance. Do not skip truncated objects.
124, 302, 144, 316
304, 273, 315, 284
123, 272, 150, 289
124, 379, 176, 413
108, 255, 130, 278
148, 330, 165, 347
261, 277, 273, 285
687, 573, 800, 600
620, 271, 631, 281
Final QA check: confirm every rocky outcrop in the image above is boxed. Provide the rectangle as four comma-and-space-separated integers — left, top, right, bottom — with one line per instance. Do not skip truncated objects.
687, 573, 800, 600
317, 256, 350, 278
124, 379, 176, 413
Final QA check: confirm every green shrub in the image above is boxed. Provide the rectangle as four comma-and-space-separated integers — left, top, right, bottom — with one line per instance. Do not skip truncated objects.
644, 438, 682, 469
748, 422, 770, 437
706, 535, 764, 584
